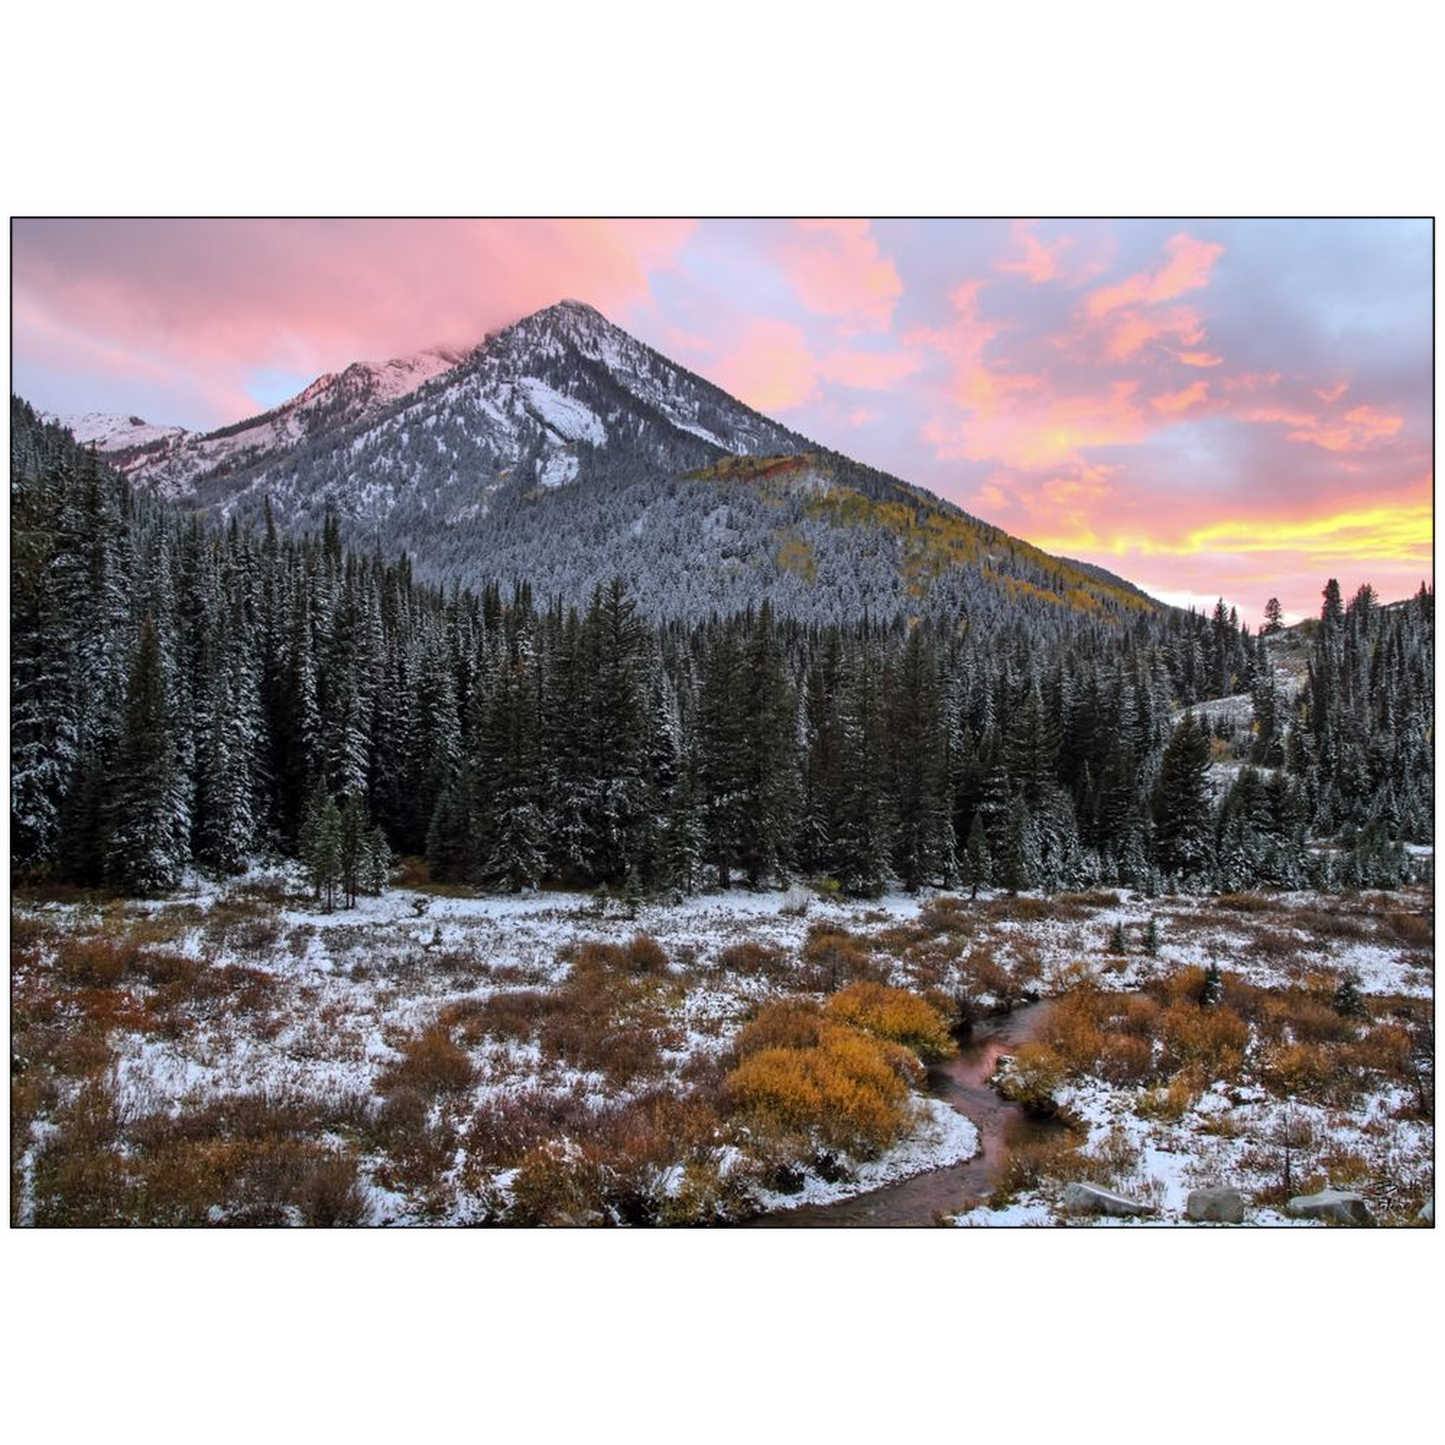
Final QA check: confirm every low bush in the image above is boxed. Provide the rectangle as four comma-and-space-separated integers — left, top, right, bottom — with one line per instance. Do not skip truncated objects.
625, 934, 669, 973
799, 924, 886, 991
824, 982, 957, 1062
723, 999, 931, 1160
506, 1142, 610, 1226
723, 1036, 911, 1158
995, 1043, 1069, 1115
1134, 1075, 1198, 1122
1259, 1041, 1340, 1100
716, 940, 789, 979
918, 896, 974, 937
1157, 1002, 1248, 1081
1381, 911, 1432, 947
1214, 893, 1275, 913
734, 1001, 828, 1059
377, 1024, 476, 1097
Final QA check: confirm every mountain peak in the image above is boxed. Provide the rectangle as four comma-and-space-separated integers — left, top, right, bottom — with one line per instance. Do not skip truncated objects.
58, 302, 1157, 627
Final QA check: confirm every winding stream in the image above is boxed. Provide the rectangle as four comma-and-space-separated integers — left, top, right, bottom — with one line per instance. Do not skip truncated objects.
750, 1000, 1058, 1227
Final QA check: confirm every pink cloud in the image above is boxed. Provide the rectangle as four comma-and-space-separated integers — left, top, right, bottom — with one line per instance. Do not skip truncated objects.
1219, 371, 1282, 393
927, 380, 1147, 470
1151, 380, 1211, 414
997, 220, 1071, 284
1313, 380, 1349, 402
1178, 350, 1224, 367
777, 220, 902, 330
708, 318, 819, 412
1236, 405, 1320, 427
820, 347, 922, 390
12, 218, 696, 425
1084, 233, 1225, 318
1288, 404, 1405, 452
1101, 304, 1205, 360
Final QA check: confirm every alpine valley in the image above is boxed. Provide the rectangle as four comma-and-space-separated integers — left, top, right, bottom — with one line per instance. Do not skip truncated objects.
10, 298, 1433, 1232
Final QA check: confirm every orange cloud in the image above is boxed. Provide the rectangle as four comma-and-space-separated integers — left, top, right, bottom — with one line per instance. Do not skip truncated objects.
997, 220, 1070, 284
928, 381, 1147, 470
1287, 404, 1404, 452
1178, 350, 1224, 367
1313, 380, 1349, 402
1085, 233, 1225, 317
1151, 380, 1210, 414
779, 219, 902, 330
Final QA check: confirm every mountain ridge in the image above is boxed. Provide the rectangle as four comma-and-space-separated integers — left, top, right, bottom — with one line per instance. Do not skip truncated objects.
45, 300, 1158, 627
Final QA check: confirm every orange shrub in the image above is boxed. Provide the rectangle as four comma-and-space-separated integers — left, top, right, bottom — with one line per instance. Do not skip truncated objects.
996, 1043, 1068, 1114
722, 1016, 917, 1159
1260, 1041, 1336, 1099
1097, 1034, 1155, 1086
1042, 992, 1107, 1072
1343, 1022, 1413, 1081
1158, 1002, 1249, 1080
735, 1001, 828, 1059
824, 982, 957, 1062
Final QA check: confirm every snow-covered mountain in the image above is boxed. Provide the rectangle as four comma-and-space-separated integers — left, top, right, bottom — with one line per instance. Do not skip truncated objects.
91, 300, 1155, 627
41, 411, 189, 454
85, 345, 467, 499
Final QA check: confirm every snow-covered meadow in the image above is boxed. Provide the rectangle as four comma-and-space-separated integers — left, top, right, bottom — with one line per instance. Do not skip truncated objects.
11, 868, 1434, 1226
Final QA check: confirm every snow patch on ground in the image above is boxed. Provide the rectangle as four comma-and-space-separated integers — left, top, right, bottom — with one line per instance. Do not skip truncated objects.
756, 1098, 980, 1212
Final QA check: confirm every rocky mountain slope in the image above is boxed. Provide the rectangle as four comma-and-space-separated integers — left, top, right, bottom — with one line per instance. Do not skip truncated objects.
73, 300, 1155, 628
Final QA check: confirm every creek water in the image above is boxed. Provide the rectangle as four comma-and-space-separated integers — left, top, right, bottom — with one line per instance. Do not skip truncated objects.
749, 1000, 1058, 1227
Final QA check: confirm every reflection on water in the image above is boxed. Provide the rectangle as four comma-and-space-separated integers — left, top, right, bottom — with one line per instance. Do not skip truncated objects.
747, 1001, 1058, 1228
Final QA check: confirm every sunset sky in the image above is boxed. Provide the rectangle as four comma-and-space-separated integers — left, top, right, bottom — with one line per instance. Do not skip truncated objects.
12, 218, 1432, 624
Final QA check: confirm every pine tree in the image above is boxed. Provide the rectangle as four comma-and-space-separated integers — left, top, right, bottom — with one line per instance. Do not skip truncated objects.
302, 791, 345, 912
963, 812, 991, 900
339, 794, 367, 908
1332, 973, 1365, 1020
1200, 960, 1223, 1007
360, 824, 392, 896
1143, 917, 1160, 955
1154, 713, 1214, 881
426, 775, 475, 884
999, 795, 1037, 893
834, 641, 894, 896
108, 617, 186, 894
889, 627, 957, 890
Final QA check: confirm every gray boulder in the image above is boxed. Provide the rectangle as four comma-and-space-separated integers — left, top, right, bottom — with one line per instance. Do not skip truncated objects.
1286, 1188, 1373, 1226
1187, 1186, 1245, 1224
1061, 1182, 1153, 1218
1418, 1197, 1433, 1225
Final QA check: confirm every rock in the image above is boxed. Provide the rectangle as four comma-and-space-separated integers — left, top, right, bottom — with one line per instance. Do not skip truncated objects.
1187, 1186, 1245, 1224
1061, 1182, 1153, 1218
1418, 1197, 1433, 1225
1286, 1188, 1373, 1226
